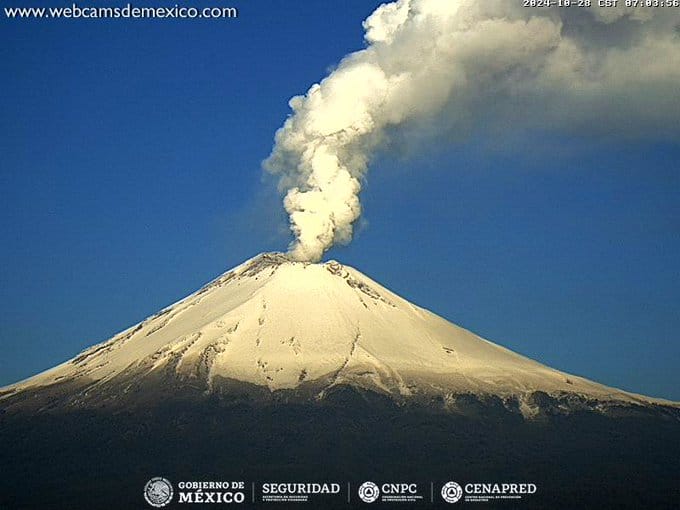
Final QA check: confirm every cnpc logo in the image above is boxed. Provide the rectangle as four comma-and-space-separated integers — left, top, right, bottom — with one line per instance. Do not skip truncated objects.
358, 481, 419, 503
358, 482, 380, 503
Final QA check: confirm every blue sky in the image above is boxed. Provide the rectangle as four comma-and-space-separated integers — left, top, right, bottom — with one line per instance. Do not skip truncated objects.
1, 1, 679, 399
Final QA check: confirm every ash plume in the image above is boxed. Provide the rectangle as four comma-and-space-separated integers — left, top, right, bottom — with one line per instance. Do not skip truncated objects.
264, 0, 680, 262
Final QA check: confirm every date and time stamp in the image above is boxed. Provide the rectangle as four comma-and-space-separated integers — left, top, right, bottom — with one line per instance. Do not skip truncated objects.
523, 0, 680, 8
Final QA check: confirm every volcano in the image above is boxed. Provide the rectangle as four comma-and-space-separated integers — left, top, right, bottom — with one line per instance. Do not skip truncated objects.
2, 252, 675, 413
1, 253, 679, 509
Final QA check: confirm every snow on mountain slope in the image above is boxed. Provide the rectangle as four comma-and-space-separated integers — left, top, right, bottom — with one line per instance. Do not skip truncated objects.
1, 253, 674, 413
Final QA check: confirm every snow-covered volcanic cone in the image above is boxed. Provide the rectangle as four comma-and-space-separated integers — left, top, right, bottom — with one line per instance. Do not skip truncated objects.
2, 253, 676, 417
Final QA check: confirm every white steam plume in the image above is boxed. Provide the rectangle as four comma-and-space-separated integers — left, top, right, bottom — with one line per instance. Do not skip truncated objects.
265, 0, 680, 262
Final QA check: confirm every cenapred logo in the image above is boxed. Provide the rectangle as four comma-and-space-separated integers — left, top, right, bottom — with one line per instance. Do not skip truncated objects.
441, 481, 463, 504
358, 481, 380, 503
144, 477, 174, 508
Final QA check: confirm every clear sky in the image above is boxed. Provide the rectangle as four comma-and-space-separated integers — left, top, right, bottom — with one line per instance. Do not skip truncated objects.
1, 1, 678, 400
